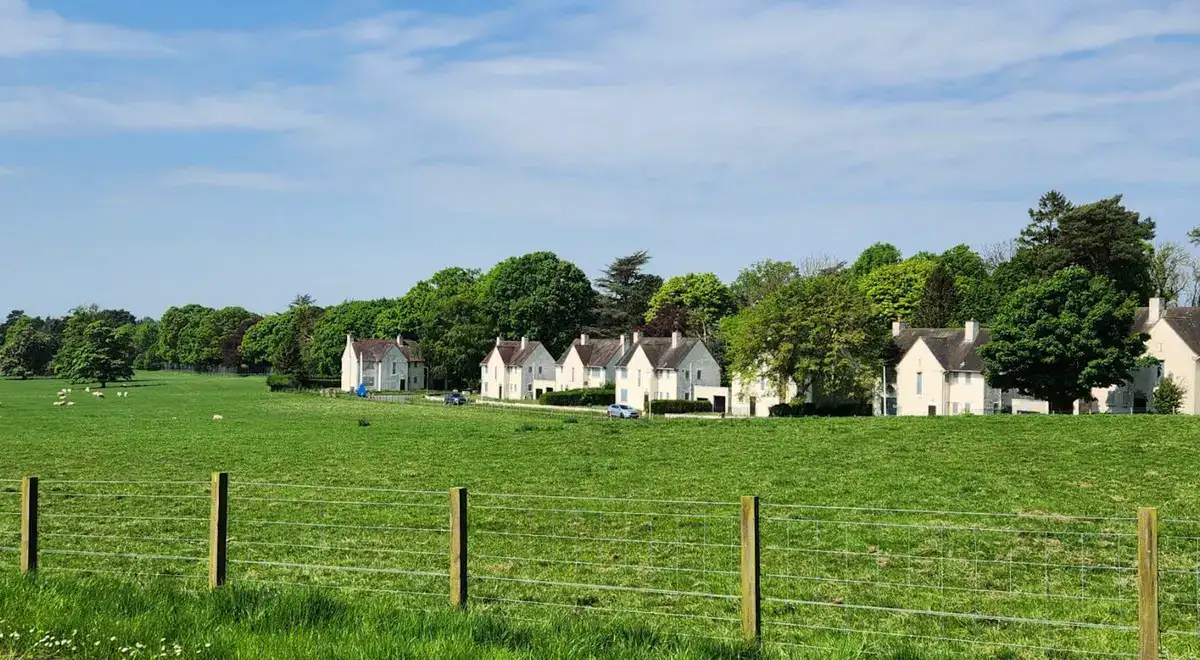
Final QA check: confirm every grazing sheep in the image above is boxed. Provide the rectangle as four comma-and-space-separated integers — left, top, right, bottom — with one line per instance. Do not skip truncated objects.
58, 392, 67, 399
85, 387, 90, 392
66, 389, 72, 393
212, 414, 224, 421
53, 401, 66, 407
66, 402, 75, 407
91, 391, 104, 398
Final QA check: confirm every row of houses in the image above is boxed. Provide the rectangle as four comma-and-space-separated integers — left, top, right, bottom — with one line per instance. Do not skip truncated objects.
478, 331, 724, 412
338, 296, 1200, 416
887, 297, 1200, 415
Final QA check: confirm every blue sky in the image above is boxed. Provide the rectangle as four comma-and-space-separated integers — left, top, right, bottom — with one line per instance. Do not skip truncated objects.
2, 0, 1199, 318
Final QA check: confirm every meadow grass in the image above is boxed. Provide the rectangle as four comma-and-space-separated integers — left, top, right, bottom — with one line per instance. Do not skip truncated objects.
2, 372, 1200, 658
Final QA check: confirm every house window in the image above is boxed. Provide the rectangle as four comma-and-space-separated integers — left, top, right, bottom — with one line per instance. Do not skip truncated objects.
964, 402, 971, 413
618, 367, 627, 378
965, 373, 972, 384
759, 377, 766, 392
572, 367, 576, 380
621, 389, 628, 402
916, 373, 923, 395
951, 372, 959, 384
697, 370, 702, 381
391, 362, 396, 375
528, 366, 532, 375
637, 371, 642, 386
537, 366, 543, 376
952, 402, 959, 414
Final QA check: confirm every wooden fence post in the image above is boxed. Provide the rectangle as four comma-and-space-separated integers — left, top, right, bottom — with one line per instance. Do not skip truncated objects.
740, 495, 761, 643
20, 476, 38, 574
209, 472, 229, 589
1138, 507, 1158, 660
450, 487, 468, 609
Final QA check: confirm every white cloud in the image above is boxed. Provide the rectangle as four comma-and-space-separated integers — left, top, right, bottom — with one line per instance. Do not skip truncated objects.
3, 0, 1199, 245
0, 0, 168, 57
165, 168, 296, 192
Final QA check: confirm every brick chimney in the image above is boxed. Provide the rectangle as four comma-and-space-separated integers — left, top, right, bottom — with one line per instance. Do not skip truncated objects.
671, 330, 681, 348
580, 333, 589, 346
1149, 297, 1164, 325
891, 320, 907, 337
521, 336, 528, 350
964, 320, 980, 343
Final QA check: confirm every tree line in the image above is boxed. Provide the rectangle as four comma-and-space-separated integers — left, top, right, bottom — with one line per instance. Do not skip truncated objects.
2, 191, 1197, 408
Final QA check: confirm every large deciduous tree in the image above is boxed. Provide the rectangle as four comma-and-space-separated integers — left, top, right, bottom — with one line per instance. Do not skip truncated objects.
0, 316, 52, 379
724, 273, 888, 404
1150, 241, 1193, 305
308, 299, 393, 377
478, 252, 597, 355
594, 251, 663, 336
58, 320, 135, 387
860, 259, 936, 323
729, 260, 801, 309
978, 267, 1147, 413
850, 243, 903, 279
645, 273, 734, 343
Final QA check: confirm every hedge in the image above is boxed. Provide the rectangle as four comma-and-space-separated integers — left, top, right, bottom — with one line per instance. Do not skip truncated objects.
540, 386, 616, 407
267, 374, 300, 392
768, 401, 873, 417
648, 399, 713, 414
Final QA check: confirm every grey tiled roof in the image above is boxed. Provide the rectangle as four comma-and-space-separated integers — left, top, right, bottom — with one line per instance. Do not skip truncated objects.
615, 336, 704, 369
556, 338, 626, 367
482, 340, 545, 366
894, 328, 990, 372
353, 339, 424, 363
1161, 308, 1200, 355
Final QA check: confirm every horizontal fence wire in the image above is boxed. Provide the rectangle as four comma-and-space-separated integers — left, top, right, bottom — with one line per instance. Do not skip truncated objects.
232, 482, 444, 495
1152, 518, 1200, 656
3, 479, 1157, 657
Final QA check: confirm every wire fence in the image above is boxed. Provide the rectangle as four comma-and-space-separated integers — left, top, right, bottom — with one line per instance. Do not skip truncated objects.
4, 476, 1191, 657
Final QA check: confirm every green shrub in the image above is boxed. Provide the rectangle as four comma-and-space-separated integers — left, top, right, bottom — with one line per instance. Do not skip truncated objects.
769, 403, 798, 417
768, 400, 872, 417
648, 399, 713, 414
267, 374, 300, 392
1153, 375, 1186, 414
301, 377, 341, 390
540, 385, 615, 407
358, 418, 371, 427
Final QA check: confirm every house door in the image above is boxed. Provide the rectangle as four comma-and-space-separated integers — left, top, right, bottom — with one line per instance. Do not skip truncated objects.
535, 389, 543, 399
749, 397, 757, 417
927, 405, 937, 416
400, 378, 406, 391
713, 395, 726, 414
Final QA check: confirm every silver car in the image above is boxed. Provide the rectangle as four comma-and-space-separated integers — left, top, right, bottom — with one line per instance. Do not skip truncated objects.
606, 404, 639, 419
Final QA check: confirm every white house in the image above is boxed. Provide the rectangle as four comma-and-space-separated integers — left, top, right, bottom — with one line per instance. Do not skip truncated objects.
341, 335, 426, 392
479, 337, 557, 400
555, 334, 627, 391
1084, 298, 1200, 414
891, 320, 1010, 416
730, 374, 804, 418
613, 331, 721, 411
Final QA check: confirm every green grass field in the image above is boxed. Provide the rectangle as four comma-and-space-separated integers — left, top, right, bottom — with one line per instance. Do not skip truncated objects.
3, 372, 1200, 658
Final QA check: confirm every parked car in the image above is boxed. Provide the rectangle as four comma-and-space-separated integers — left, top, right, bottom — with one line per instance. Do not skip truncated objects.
606, 404, 639, 419
444, 392, 468, 406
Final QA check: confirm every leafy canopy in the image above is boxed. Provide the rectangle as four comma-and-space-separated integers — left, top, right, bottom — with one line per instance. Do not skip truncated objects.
978, 267, 1147, 411
645, 273, 734, 343
724, 273, 888, 403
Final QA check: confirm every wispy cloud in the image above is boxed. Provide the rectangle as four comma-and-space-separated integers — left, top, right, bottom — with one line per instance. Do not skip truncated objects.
0, 0, 169, 57
3, 0, 1200, 259
165, 168, 296, 192
0, 166, 17, 176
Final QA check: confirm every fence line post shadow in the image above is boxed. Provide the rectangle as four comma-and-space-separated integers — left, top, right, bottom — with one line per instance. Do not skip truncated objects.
741, 495, 761, 644
450, 487, 468, 610
1137, 506, 1158, 660
20, 476, 38, 574
209, 472, 229, 589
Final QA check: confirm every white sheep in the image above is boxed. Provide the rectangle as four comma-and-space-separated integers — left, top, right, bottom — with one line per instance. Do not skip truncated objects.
53, 401, 66, 407
91, 391, 105, 398
66, 401, 75, 407
212, 414, 224, 421
85, 387, 90, 392
66, 389, 72, 393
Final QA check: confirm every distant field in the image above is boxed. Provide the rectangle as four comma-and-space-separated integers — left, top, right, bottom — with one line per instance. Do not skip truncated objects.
2, 372, 1200, 658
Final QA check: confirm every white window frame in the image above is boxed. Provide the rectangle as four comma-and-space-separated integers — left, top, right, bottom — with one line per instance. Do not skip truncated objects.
916, 372, 923, 395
